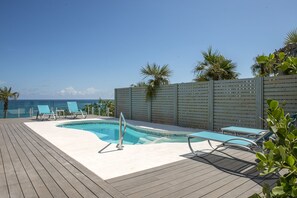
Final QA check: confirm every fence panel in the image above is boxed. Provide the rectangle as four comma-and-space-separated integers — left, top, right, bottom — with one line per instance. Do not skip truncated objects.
264, 75, 297, 120
151, 85, 175, 124
131, 87, 149, 121
115, 88, 131, 118
213, 78, 257, 130
115, 75, 297, 130
178, 82, 209, 129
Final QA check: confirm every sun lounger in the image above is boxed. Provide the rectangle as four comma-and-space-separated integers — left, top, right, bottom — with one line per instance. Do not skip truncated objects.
67, 101, 87, 119
187, 130, 271, 156
221, 126, 268, 136
36, 105, 56, 120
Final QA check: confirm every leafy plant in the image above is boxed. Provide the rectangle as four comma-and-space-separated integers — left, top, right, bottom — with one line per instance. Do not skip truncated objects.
251, 54, 279, 77
253, 100, 297, 197
251, 52, 297, 76
83, 99, 115, 116
194, 47, 239, 81
279, 56, 297, 75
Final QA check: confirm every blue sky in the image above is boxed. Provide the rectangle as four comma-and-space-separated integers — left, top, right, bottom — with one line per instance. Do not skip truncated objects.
0, 0, 296, 99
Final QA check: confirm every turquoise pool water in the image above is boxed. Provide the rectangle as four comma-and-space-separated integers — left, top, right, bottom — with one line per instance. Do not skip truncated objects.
58, 121, 199, 145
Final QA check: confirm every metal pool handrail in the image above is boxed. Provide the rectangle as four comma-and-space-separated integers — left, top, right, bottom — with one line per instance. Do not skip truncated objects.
116, 112, 127, 150
98, 112, 127, 153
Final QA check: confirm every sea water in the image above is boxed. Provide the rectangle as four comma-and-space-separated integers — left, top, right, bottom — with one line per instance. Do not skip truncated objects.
0, 99, 98, 118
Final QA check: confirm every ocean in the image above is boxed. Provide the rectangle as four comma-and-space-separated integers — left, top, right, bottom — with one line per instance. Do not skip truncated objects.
0, 99, 98, 118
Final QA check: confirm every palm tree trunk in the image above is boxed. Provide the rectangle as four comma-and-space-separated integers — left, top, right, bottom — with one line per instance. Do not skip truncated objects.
3, 99, 8, 118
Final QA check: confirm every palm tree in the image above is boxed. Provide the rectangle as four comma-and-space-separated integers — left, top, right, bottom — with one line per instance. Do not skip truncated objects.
141, 63, 172, 99
284, 28, 297, 46
130, 82, 147, 87
251, 54, 276, 77
0, 87, 19, 118
194, 47, 238, 81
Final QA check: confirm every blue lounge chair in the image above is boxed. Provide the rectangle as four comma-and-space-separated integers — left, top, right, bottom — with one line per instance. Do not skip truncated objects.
221, 126, 268, 136
187, 130, 271, 156
36, 105, 56, 120
67, 101, 86, 119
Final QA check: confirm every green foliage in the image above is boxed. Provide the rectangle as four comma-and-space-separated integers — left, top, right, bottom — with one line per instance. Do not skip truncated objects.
194, 47, 239, 81
0, 87, 19, 118
251, 54, 279, 77
251, 52, 297, 77
284, 29, 297, 46
83, 99, 115, 117
140, 63, 172, 99
130, 82, 147, 87
279, 56, 297, 75
254, 100, 297, 197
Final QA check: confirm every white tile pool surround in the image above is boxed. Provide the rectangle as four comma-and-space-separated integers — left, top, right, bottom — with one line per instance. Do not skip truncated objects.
25, 118, 220, 180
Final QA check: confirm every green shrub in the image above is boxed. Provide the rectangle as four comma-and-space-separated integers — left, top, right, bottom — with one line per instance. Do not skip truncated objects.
251, 100, 297, 197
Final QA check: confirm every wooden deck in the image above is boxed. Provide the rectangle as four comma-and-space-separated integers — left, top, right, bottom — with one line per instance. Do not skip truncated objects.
0, 118, 277, 198
0, 120, 125, 198
107, 149, 276, 198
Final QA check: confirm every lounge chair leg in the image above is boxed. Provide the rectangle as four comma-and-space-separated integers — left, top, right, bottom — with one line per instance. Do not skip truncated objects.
188, 137, 198, 156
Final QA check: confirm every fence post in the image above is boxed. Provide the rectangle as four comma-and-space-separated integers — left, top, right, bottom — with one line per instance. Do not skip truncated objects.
255, 77, 264, 129
208, 80, 214, 130
114, 89, 118, 118
173, 84, 178, 125
129, 87, 132, 119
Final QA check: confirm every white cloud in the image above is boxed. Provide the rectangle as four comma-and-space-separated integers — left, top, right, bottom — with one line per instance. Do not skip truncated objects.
0, 80, 6, 85
59, 86, 100, 96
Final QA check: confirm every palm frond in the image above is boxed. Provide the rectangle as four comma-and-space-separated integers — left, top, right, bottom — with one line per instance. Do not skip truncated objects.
194, 47, 238, 81
284, 28, 297, 46
139, 63, 172, 99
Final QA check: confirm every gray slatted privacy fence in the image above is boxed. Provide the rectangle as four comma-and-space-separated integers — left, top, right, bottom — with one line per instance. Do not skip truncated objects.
263, 75, 297, 121
213, 78, 258, 130
115, 75, 297, 131
178, 82, 209, 129
131, 87, 148, 121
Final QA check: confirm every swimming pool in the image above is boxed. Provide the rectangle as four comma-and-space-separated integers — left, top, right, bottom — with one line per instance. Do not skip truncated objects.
58, 121, 201, 145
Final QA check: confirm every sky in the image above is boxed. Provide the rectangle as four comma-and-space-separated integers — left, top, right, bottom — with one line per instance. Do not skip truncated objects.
0, 0, 296, 99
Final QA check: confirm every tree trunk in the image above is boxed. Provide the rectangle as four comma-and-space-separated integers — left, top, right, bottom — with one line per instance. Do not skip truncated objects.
3, 99, 8, 118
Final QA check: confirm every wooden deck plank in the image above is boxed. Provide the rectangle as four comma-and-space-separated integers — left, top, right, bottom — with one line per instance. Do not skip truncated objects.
5, 124, 68, 198
107, 157, 194, 183
14, 123, 111, 198
4, 124, 53, 198
135, 155, 250, 197
11, 124, 86, 198
2, 125, 39, 198
113, 159, 202, 190
11, 124, 99, 198
112, 150, 250, 197
119, 152, 234, 196
0, 125, 24, 198
0, 148, 9, 198
18, 123, 125, 198
109, 149, 264, 197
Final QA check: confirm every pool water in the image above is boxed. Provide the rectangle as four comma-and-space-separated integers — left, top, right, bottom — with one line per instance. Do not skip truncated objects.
59, 121, 200, 145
